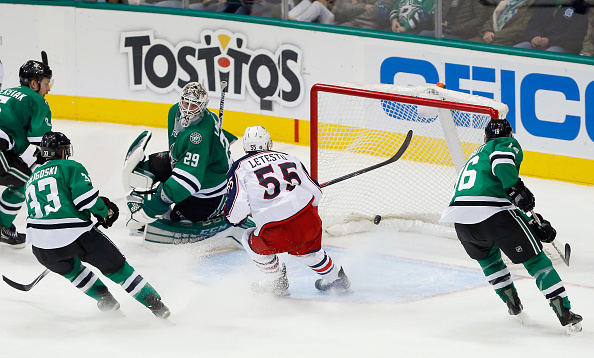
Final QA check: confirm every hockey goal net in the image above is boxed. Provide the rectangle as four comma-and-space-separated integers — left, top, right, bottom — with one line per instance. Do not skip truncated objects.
310, 83, 509, 237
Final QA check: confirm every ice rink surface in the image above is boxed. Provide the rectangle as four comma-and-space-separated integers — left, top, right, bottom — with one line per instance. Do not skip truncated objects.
0, 119, 593, 357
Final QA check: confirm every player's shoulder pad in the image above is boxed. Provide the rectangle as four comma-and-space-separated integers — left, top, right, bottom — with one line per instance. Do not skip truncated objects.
492, 136, 520, 151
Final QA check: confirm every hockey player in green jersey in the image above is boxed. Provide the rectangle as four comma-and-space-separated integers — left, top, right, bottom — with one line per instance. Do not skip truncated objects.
0, 59, 54, 247
125, 82, 235, 236
440, 118, 582, 334
25, 131, 170, 319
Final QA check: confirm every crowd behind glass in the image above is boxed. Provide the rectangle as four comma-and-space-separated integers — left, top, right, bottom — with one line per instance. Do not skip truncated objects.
84, 0, 594, 56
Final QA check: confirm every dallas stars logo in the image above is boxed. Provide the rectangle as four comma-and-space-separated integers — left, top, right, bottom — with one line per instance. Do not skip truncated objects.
190, 132, 202, 144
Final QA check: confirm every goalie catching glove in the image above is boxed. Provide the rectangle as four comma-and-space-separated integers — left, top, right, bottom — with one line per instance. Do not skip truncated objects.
506, 178, 535, 211
126, 184, 173, 224
93, 196, 120, 229
529, 213, 557, 243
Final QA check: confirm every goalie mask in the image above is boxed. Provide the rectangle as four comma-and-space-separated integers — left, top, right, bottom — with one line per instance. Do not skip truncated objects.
178, 82, 209, 128
39, 131, 73, 159
243, 126, 272, 152
19, 60, 53, 88
485, 119, 513, 143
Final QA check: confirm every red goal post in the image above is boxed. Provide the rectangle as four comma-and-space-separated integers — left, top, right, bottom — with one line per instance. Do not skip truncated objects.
310, 82, 509, 236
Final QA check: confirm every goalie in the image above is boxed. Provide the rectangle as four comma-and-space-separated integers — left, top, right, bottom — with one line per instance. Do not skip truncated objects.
124, 82, 239, 242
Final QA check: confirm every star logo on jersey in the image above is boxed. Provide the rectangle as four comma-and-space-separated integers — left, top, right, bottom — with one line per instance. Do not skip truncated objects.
190, 132, 202, 145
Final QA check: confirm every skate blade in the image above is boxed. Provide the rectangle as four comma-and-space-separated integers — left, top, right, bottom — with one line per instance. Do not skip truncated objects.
514, 311, 530, 325
566, 322, 582, 335
103, 308, 126, 318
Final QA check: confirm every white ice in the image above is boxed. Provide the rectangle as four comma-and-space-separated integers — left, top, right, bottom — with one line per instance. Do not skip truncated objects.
0, 119, 592, 357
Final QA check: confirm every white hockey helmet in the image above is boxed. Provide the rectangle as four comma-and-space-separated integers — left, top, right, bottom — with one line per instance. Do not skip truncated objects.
243, 126, 273, 152
178, 82, 209, 127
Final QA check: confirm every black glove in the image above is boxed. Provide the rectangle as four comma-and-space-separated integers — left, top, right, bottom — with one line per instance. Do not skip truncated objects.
530, 213, 556, 243
94, 196, 120, 229
506, 178, 535, 211
32, 147, 47, 165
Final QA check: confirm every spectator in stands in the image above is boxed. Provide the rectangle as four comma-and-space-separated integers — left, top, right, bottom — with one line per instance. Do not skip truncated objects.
223, 0, 278, 16
340, 0, 396, 30
390, 0, 435, 34
331, 0, 375, 25
418, 0, 491, 40
514, 0, 589, 54
580, 9, 594, 55
469, 0, 536, 46
289, 0, 335, 24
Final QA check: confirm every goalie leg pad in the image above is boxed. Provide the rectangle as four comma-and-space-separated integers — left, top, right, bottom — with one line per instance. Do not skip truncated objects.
122, 131, 152, 191
144, 215, 232, 245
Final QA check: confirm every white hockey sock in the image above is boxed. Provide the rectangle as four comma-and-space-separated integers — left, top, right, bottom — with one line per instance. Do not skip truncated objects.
241, 227, 281, 274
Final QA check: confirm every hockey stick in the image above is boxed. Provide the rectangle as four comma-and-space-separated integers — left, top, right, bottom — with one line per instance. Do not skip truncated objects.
219, 80, 228, 121
530, 210, 570, 266
41, 51, 48, 65
3, 269, 50, 292
320, 130, 413, 188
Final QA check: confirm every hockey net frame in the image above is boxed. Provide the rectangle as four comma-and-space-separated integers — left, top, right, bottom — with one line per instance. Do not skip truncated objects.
310, 82, 508, 238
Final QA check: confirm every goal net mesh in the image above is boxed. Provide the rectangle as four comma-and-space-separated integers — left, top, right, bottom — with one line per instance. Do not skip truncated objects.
311, 83, 508, 237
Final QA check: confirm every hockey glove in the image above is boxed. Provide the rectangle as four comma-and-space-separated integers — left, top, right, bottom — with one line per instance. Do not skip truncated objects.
530, 213, 557, 243
126, 185, 172, 224
94, 196, 120, 229
506, 178, 535, 211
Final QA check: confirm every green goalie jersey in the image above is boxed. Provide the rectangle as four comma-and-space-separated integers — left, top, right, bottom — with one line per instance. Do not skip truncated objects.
164, 104, 234, 204
440, 136, 523, 225
24, 159, 109, 249
0, 86, 52, 154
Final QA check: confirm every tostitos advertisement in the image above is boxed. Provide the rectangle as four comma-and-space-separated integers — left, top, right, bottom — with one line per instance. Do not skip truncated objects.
0, 2, 592, 184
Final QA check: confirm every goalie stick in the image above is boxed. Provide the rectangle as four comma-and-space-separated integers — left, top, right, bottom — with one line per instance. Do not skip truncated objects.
530, 210, 571, 266
319, 130, 413, 188
219, 80, 228, 121
3, 269, 50, 292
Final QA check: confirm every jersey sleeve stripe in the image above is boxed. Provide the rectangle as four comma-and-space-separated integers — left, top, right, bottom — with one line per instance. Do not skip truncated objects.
172, 169, 201, 192
73, 188, 99, 211
27, 136, 43, 145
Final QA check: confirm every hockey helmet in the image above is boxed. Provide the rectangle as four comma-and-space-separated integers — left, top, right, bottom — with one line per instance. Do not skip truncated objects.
485, 119, 513, 143
19, 60, 52, 87
178, 82, 209, 127
243, 126, 272, 152
39, 131, 73, 159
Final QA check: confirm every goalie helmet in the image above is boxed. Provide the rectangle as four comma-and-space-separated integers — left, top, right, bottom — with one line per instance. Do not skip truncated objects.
178, 82, 209, 127
39, 131, 73, 159
485, 119, 513, 143
19, 60, 52, 87
243, 126, 272, 152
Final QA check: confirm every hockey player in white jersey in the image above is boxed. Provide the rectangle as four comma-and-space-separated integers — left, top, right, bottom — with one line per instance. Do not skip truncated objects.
225, 126, 350, 295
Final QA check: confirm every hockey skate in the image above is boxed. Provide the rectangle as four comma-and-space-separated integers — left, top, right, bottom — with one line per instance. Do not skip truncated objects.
0, 225, 26, 248
145, 293, 171, 319
550, 296, 582, 334
251, 263, 289, 296
502, 286, 523, 315
97, 291, 121, 312
315, 267, 351, 292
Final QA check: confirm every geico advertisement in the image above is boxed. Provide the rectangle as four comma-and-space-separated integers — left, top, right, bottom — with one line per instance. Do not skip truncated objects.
364, 45, 594, 161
